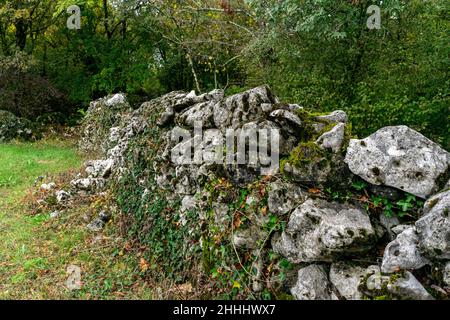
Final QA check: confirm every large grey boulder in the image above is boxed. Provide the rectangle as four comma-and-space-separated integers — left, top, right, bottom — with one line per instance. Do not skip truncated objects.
291, 264, 331, 300
329, 262, 366, 300
381, 227, 430, 273
415, 189, 450, 260
345, 126, 450, 199
272, 199, 376, 263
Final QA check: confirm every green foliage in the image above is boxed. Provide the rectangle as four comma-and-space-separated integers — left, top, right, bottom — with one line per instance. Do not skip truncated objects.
246, 0, 449, 148
0, 0, 447, 146
365, 193, 423, 219
115, 126, 202, 282
0, 52, 67, 121
352, 180, 368, 191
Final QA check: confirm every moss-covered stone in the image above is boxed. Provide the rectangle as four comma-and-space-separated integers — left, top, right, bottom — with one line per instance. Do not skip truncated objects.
286, 141, 328, 169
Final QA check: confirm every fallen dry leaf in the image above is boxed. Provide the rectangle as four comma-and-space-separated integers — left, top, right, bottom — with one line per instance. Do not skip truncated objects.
308, 188, 321, 194
139, 258, 149, 272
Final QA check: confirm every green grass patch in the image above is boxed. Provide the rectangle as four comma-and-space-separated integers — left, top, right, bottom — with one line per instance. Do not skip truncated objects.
0, 138, 154, 299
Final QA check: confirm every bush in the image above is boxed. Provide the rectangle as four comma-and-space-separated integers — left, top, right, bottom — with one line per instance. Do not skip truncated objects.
0, 110, 38, 142
0, 52, 67, 121
347, 87, 449, 150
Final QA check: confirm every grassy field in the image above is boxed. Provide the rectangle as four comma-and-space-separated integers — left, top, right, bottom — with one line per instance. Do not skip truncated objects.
0, 138, 154, 299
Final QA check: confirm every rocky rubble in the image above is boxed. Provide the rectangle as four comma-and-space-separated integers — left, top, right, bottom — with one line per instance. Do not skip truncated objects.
52, 86, 449, 300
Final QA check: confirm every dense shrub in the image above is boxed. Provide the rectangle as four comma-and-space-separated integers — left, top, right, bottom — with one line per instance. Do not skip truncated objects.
245, 0, 449, 149
0, 110, 38, 142
0, 52, 67, 121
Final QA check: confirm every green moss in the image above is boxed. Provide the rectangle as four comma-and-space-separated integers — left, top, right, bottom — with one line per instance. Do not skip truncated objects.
342, 122, 354, 151
295, 108, 355, 153
388, 271, 405, 284
317, 122, 337, 137
286, 141, 328, 169
295, 108, 315, 123
294, 109, 321, 141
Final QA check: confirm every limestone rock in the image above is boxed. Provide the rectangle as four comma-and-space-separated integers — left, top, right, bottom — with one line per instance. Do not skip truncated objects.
273, 199, 376, 263
365, 266, 391, 292
56, 190, 70, 204
40, 182, 56, 191
329, 262, 366, 300
176, 101, 217, 128
269, 109, 303, 134
105, 93, 127, 107
232, 226, 265, 250
251, 254, 265, 293
291, 264, 331, 300
381, 227, 430, 273
345, 126, 450, 198
315, 110, 348, 124
213, 85, 277, 131
444, 262, 450, 286
85, 159, 114, 178
70, 178, 106, 193
387, 271, 435, 300
415, 189, 450, 260
364, 267, 434, 300
79, 93, 131, 154
267, 180, 305, 215
391, 224, 412, 236
316, 123, 346, 153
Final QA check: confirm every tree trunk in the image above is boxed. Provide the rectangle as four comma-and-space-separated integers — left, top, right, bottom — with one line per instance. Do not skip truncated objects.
15, 19, 27, 51
186, 51, 201, 93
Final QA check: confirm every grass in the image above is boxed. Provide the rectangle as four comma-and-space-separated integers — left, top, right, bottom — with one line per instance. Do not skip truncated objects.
0, 138, 154, 299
